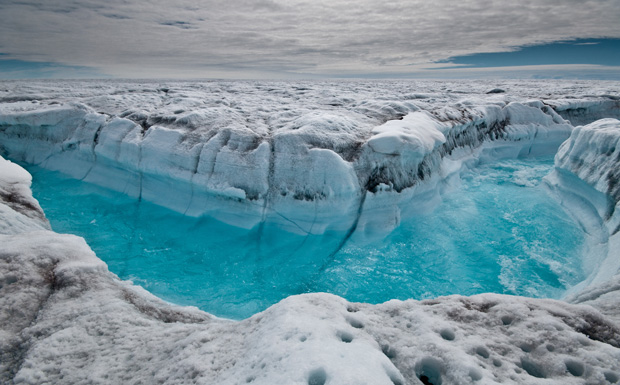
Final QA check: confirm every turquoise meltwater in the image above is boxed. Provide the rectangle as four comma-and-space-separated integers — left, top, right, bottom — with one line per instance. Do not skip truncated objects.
26, 156, 584, 320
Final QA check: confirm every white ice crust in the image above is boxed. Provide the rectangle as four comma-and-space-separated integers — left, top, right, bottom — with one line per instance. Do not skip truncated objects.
1, 80, 620, 384
0, 157, 49, 235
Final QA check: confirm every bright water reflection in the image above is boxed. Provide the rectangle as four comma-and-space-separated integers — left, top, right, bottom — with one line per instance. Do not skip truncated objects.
27, 156, 585, 319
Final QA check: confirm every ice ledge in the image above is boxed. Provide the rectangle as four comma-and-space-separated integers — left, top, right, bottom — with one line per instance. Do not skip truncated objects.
554, 118, 620, 211
0, 98, 576, 234
0, 157, 49, 234
545, 99, 620, 126
545, 119, 620, 310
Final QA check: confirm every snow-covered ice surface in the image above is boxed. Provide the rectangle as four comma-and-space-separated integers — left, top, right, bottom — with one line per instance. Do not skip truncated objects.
1, 79, 620, 384
1, 79, 618, 234
0, 157, 49, 235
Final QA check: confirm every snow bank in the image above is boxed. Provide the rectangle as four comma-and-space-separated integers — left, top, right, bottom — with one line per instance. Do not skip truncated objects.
0, 157, 49, 235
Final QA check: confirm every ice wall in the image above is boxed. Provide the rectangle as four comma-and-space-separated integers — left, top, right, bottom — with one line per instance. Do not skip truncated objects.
545, 119, 620, 309
547, 99, 620, 126
0, 97, 575, 234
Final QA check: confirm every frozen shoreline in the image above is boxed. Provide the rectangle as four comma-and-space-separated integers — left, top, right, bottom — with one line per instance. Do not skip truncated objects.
1, 80, 620, 384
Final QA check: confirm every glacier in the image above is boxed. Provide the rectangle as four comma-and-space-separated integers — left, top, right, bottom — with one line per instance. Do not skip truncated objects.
1, 79, 620, 384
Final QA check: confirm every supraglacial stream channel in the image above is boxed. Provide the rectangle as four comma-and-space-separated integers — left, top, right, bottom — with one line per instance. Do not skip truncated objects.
26, 155, 585, 319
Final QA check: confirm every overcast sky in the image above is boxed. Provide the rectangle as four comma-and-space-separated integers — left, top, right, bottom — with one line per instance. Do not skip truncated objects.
0, 0, 619, 79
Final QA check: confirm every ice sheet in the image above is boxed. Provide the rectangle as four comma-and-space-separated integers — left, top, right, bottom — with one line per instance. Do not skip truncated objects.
1, 80, 620, 384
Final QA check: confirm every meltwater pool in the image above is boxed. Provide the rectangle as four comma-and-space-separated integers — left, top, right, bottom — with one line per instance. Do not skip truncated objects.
26, 156, 585, 319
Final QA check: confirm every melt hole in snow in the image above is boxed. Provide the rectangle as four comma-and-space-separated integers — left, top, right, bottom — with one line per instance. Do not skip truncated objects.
439, 328, 455, 341
564, 359, 585, 377
605, 371, 620, 383
415, 357, 444, 385
337, 331, 353, 343
520, 357, 546, 378
519, 342, 534, 353
501, 315, 513, 325
347, 317, 364, 329
308, 368, 327, 385
475, 346, 490, 359
4, 275, 18, 285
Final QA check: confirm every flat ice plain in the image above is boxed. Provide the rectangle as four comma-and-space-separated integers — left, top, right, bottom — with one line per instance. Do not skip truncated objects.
1, 79, 620, 384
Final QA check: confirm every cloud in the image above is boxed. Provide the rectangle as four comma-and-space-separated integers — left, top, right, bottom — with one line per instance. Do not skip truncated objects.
101, 13, 132, 20
159, 21, 197, 30
0, 0, 619, 78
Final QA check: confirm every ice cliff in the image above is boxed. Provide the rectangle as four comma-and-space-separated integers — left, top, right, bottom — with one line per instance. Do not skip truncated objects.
546, 118, 620, 321
1, 81, 602, 235
1, 80, 620, 384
